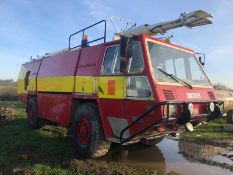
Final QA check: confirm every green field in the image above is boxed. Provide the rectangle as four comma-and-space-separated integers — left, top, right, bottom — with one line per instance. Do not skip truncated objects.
180, 119, 233, 148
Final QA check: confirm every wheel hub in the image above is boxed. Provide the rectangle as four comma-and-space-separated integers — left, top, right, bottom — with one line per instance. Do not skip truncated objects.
76, 117, 91, 145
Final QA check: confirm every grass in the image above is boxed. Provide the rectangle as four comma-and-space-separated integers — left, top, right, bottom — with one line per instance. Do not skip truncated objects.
0, 101, 155, 175
0, 101, 74, 175
180, 119, 233, 147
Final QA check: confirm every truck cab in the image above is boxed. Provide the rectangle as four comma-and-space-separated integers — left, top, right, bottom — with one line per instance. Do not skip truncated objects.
100, 34, 223, 144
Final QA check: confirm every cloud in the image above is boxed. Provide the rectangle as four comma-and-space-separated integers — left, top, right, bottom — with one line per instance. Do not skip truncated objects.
82, 0, 112, 21
214, 0, 233, 17
205, 44, 233, 88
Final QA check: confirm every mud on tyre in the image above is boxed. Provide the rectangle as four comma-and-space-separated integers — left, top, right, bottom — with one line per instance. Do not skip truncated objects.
71, 103, 110, 158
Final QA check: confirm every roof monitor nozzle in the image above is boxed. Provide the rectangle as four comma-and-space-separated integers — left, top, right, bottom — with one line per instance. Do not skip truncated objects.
116, 10, 213, 38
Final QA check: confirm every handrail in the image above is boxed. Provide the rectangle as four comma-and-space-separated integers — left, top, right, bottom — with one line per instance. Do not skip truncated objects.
120, 100, 224, 144
68, 20, 107, 50
120, 101, 167, 144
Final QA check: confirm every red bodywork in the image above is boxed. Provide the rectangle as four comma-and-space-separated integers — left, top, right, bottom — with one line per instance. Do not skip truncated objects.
19, 34, 221, 143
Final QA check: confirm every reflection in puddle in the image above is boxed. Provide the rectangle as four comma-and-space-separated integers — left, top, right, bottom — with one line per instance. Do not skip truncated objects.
108, 138, 233, 175
179, 141, 233, 165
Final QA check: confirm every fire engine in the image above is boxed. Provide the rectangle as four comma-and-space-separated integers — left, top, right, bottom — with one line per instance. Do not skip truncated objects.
17, 10, 223, 158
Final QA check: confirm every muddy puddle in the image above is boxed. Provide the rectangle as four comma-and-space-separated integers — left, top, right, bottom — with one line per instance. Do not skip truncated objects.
106, 138, 233, 175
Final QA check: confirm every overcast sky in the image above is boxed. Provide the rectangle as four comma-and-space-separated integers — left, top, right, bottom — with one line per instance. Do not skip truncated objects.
0, 0, 233, 88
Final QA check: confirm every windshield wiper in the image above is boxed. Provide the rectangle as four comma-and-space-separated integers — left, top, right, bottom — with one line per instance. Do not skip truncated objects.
158, 68, 192, 89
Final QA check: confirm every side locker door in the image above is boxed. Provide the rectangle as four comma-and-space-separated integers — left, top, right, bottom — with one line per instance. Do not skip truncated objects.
97, 45, 127, 139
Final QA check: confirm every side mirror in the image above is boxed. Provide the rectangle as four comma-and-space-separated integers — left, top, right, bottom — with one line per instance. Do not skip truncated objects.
195, 53, 206, 66
198, 56, 205, 66
120, 36, 133, 58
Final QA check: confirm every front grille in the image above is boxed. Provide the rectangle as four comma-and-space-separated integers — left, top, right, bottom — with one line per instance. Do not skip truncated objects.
163, 90, 175, 100
208, 91, 216, 100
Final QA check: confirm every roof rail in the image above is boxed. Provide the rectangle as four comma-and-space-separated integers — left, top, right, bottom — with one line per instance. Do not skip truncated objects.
68, 20, 107, 50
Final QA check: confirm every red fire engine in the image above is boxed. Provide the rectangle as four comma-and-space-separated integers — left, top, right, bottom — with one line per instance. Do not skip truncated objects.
18, 10, 223, 158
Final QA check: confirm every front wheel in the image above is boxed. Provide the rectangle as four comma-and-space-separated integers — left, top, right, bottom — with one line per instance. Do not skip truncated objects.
71, 103, 110, 158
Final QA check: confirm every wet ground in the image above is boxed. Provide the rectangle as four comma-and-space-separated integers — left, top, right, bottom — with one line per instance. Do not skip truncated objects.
1, 101, 233, 175
107, 137, 233, 175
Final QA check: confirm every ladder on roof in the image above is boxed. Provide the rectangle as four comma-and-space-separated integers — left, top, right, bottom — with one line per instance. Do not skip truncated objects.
68, 20, 107, 50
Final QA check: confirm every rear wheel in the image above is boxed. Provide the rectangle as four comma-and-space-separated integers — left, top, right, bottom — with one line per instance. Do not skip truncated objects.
27, 98, 40, 129
71, 103, 110, 158
227, 109, 233, 124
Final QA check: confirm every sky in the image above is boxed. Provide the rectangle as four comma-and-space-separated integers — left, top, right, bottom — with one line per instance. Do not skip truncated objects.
0, 0, 233, 88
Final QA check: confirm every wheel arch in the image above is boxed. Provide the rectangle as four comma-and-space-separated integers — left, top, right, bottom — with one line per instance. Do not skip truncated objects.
70, 98, 109, 140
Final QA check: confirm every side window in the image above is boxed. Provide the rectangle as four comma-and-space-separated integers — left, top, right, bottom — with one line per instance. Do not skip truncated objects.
24, 71, 30, 90
102, 41, 144, 75
126, 76, 151, 98
128, 41, 144, 73
102, 46, 117, 74
102, 46, 122, 75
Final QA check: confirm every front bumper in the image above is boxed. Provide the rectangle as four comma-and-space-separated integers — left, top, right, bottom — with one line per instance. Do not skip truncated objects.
120, 100, 224, 144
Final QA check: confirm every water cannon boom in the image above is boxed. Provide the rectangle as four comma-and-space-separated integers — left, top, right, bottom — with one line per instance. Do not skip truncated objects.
117, 10, 213, 37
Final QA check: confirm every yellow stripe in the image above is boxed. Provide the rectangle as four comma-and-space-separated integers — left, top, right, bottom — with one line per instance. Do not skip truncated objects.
75, 76, 95, 93
18, 77, 37, 93
37, 76, 74, 92
28, 78, 36, 91
74, 76, 125, 99
20, 75, 126, 99
17, 79, 26, 94
98, 76, 125, 99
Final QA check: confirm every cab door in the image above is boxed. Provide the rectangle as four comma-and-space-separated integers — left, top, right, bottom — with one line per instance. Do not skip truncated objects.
124, 41, 155, 138
97, 44, 126, 138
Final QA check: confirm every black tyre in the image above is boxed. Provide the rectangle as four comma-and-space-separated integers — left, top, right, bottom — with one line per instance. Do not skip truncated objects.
27, 98, 40, 129
71, 103, 110, 158
140, 136, 164, 146
227, 109, 233, 124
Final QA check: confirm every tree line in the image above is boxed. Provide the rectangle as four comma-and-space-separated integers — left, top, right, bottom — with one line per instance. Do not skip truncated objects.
214, 83, 233, 92
0, 79, 17, 87
0, 79, 18, 101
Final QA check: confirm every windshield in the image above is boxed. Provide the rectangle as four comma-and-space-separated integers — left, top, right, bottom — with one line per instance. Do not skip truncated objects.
147, 41, 211, 86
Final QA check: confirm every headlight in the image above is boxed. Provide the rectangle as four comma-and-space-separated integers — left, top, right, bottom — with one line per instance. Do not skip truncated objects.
164, 104, 178, 117
188, 103, 194, 113
209, 102, 215, 112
